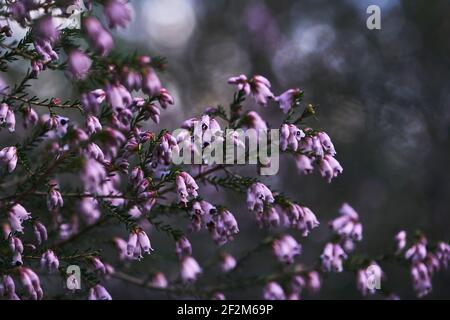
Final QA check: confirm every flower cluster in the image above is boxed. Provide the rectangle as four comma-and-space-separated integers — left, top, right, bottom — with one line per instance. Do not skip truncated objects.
356, 262, 383, 296
186, 199, 239, 246
295, 130, 343, 182
0, 0, 448, 302
329, 203, 363, 251
263, 271, 321, 300
247, 182, 275, 214
396, 233, 450, 297
279, 203, 319, 236
320, 203, 363, 273
174, 233, 202, 283
228, 75, 274, 106
272, 234, 301, 264
320, 242, 348, 273
126, 229, 153, 260
176, 172, 200, 205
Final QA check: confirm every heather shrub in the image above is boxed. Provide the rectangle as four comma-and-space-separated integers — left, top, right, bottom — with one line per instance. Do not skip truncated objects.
0, 1, 448, 300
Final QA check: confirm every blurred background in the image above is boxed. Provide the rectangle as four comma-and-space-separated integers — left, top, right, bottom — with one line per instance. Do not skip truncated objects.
4, 0, 450, 299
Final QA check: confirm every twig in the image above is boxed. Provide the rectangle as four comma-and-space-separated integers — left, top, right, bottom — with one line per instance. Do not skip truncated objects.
0, 93, 83, 112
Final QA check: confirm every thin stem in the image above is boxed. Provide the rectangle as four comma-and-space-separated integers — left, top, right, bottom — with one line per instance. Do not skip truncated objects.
0, 42, 60, 70
31, 191, 137, 200
2, 151, 73, 205
0, 93, 83, 112
112, 271, 209, 297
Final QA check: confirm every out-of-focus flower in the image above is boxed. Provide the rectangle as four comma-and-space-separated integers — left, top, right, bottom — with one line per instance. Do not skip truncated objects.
212, 292, 226, 300
88, 284, 112, 300
356, 263, 383, 296
395, 230, 407, 254
85, 143, 105, 162
295, 129, 342, 182
67, 49, 92, 80
33, 221, 48, 245
263, 281, 285, 300
0, 77, 8, 94
40, 250, 59, 273
45, 115, 70, 137
0, 103, 15, 132
58, 222, 76, 241
151, 272, 168, 288
290, 275, 305, 296
250, 75, 274, 106
33, 16, 59, 64
22, 107, 39, 128
1, 223, 11, 240
321, 243, 347, 272
220, 254, 236, 272
34, 15, 59, 43
141, 67, 162, 96
275, 88, 302, 114
81, 89, 106, 114
227, 75, 250, 94
285, 204, 320, 237
121, 66, 141, 91
139, 101, 160, 124
34, 39, 58, 64
329, 203, 363, 242
1, 275, 19, 300
263, 207, 280, 227
31, 59, 45, 76
436, 242, 450, 269
9, 1, 32, 26
295, 154, 314, 175
47, 181, 64, 211
272, 234, 301, 264
411, 262, 432, 298
306, 271, 321, 294
405, 237, 427, 263
19, 268, 43, 300
176, 172, 199, 205
425, 253, 440, 275
319, 157, 333, 183
157, 88, 174, 109
0, 146, 18, 173
180, 256, 202, 283
243, 111, 267, 131
209, 209, 239, 245
175, 236, 192, 259
106, 83, 133, 112
91, 257, 107, 274
324, 155, 343, 179
113, 237, 131, 261
0, 23, 12, 37
82, 16, 114, 56
9, 236, 23, 265
79, 196, 101, 224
